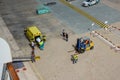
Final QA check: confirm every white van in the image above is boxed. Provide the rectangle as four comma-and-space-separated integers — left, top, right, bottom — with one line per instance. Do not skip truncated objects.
82, 0, 100, 7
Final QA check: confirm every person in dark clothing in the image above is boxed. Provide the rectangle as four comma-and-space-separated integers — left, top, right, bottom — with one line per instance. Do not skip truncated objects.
65, 33, 68, 41
62, 29, 65, 40
31, 51, 36, 63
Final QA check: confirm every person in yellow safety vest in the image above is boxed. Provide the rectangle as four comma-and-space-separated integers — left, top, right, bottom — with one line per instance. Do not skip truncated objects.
39, 40, 44, 50
73, 54, 78, 64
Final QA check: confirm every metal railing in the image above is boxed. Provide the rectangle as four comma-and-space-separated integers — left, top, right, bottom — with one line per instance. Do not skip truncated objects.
12, 57, 31, 62
1, 64, 7, 80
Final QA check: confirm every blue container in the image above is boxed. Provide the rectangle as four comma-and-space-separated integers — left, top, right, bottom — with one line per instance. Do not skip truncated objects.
36, 5, 51, 15
39, 43, 44, 50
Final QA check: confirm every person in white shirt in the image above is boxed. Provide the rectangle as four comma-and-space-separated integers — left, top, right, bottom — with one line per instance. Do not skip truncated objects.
31, 41, 35, 50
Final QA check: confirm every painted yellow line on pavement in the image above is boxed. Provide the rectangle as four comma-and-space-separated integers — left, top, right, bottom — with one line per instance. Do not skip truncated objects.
59, 0, 109, 28
30, 62, 44, 80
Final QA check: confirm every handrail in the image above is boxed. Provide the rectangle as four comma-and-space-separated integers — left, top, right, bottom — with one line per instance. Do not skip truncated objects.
7, 63, 19, 80
1, 64, 7, 80
12, 57, 31, 62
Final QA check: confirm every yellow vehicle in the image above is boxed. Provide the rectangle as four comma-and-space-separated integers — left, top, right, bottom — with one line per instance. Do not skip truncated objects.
76, 37, 94, 53
24, 26, 46, 50
24, 26, 46, 42
85, 40, 94, 51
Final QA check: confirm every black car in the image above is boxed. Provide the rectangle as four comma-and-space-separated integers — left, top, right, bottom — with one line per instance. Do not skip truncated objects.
44, 2, 56, 6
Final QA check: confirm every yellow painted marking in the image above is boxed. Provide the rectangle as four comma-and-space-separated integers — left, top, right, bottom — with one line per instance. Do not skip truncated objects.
35, 56, 40, 60
30, 62, 44, 80
59, 0, 109, 28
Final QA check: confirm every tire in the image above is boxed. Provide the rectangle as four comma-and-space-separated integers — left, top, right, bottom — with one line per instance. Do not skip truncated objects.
88, 4, 91, 6
90, 46, 94, 50
80, 49, 85, 53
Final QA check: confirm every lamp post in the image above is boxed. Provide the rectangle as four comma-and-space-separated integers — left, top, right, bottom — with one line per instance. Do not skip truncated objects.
88, 23, 95, 31
104, 21, 108, 24
104, 21, 108, 31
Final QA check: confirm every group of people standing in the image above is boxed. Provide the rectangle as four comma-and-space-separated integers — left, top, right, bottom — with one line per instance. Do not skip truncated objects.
62, 29, 79, 64
62, 29, 68, 42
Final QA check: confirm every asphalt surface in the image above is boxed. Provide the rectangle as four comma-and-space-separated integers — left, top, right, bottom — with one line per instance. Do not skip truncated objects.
1, 0, 120, 45
41, 0, 100, 33
40, 0, 120, 33
72, 0, 120, 23
0, 0, 74, 48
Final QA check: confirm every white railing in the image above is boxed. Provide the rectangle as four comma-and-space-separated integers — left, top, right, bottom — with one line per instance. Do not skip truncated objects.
90, 31, 120, 52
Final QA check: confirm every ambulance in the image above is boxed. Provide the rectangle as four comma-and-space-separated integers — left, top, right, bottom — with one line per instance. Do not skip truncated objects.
24, 26, 46, 49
